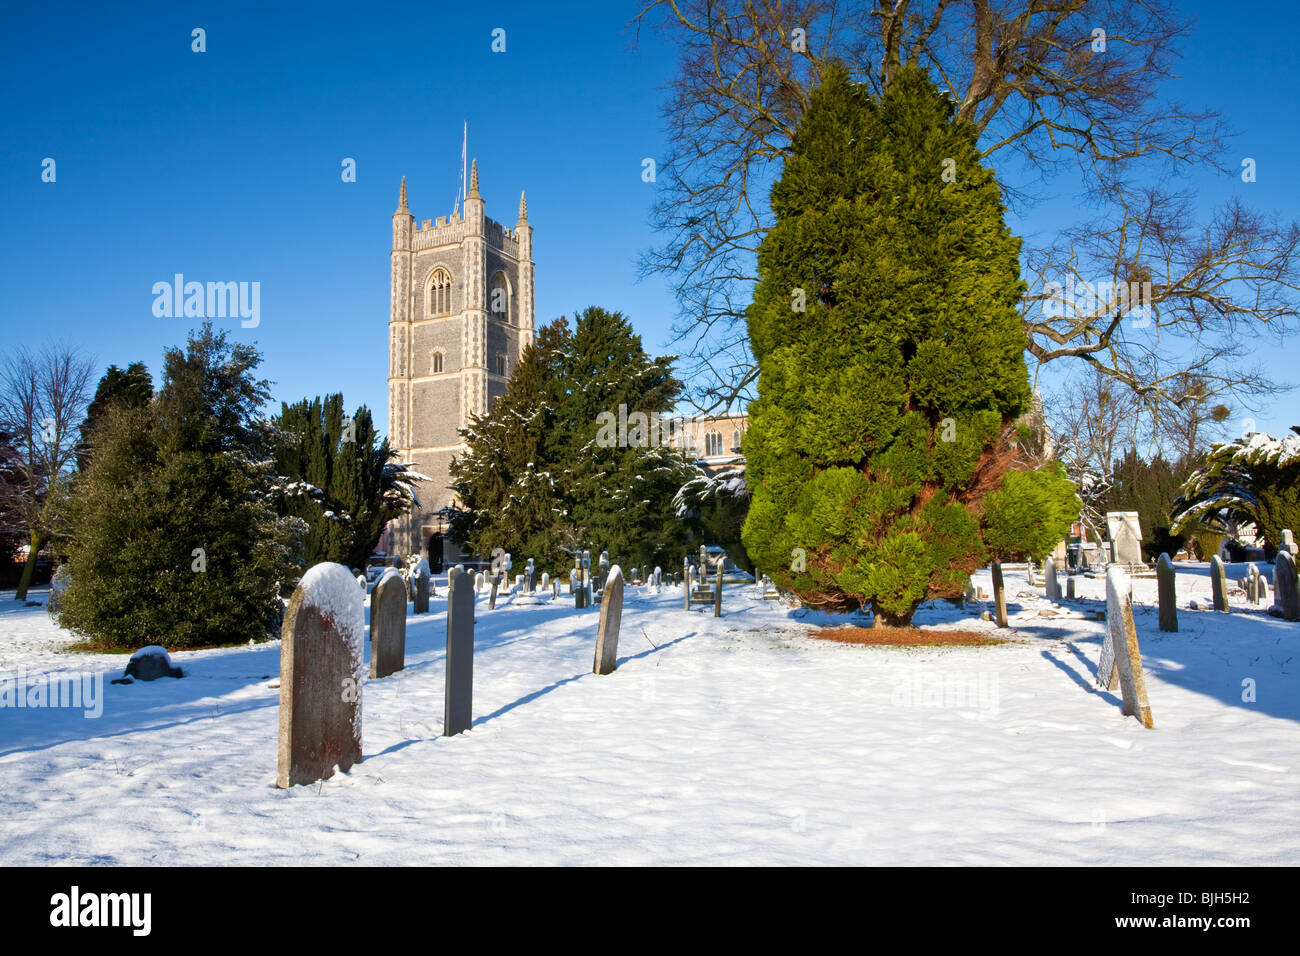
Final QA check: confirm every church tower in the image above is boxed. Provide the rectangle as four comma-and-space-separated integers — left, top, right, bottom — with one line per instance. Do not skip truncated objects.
387, 163, 535, 565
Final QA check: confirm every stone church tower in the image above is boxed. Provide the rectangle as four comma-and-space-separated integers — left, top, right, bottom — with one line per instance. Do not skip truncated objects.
387, 162, 534, 566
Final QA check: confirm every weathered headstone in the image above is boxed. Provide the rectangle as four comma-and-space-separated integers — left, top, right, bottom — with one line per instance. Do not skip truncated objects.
525, 558, 536, 593
1210, 555, 1230, 613
540, 571, 549, 591
684, 565, 693, 611
1106, 511, 1145, 566
1245, 564, 1259, 604
277, 562, 364, 788
356, 572, 367, 592
991, 561, 1008, 628
474, 571, 484, 593
1273, 550, 1299, 621
552, 578, 559, 598
1259, 575, 1269, 602
369, 571, 407, 679
1156, 553, 1178, 632
412, 562, 430, 614
444, 571, 474, 736
489, 576, 499, 610
593, 566, 625, 675
654, 566, 663, 587
1044, 556, 1060, 602
714, 555, 724, 618
1066, 577, 1076, 600
1100, 566, 1155, 728
1279, 529, 1296, 556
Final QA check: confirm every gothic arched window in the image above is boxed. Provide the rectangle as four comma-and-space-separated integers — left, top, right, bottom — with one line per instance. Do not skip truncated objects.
732, 429, 741, 453
430, 350, 444, 374
705, 431, 723, 456
427, 268, 453, 317
489, 272, 511, 321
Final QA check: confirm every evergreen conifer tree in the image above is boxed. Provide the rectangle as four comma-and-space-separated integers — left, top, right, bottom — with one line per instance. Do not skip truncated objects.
60, 324, 298, 648
742, 64, 1076, 625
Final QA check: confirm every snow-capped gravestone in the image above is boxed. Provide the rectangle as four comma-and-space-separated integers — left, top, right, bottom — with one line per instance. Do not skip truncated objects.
444, 571, 475, 736
1044, 556, 1060, 602
990, 561, 1008, 628
121, 645, 184, 682
369, 571, 406, 679
594, 566, 625, 675
1210, 555, 1230, 613
1279, 529, 1295, 556
474, 571, 484, 594
412, 560, 431, 614
277, 562, 364, 788
1156, 553, 1178, 632
1273, 550, 1299, 621
525, 559, 536, 592
1099, 567, 1154, 729
540, 571, 549, 592
1106, 511, 1144, 566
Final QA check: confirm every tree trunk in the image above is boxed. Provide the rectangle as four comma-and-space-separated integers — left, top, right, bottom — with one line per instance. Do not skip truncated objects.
14, 532, 47, 602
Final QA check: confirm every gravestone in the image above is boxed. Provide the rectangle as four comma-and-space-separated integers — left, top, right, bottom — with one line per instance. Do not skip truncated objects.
356, 572, 367, 592
488, 576, 499, 610
990, 561, 1008, 628
1106, 511, 1144, 566
369, 571, 407, 679
277, 562, 364, 788
553, 579, 559, 598
1279, 529, 1295, 555
541, 571, 549, 591
1210, 555, 1230, 612
574, 567, 587, 609
449, 566, 461, 596
1259, 575, 1269, 602
684, 565, 693, 611
444, 571, 474, 736
474, 571, 484, 594
654, 566, 662, 587
714, 555, 724, 618
1066, 577, 1076, 600
412, 563, 430, 615
1245, 564, 1259, 604
593, 566, 625, 675
525, 559, 536, 593
1027, 562, 1037, 587
1274, 550, 1299, 621
1156, 553, 1178, 632
598, 551, 609, 592
1044, 556, 1060, 602
1100, 566, 1155, 728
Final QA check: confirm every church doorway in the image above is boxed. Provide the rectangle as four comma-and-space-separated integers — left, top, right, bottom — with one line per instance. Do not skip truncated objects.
427, 534, 445, 573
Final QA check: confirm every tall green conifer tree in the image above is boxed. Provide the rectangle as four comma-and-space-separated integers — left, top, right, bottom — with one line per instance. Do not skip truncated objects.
742, 65, 1076, 625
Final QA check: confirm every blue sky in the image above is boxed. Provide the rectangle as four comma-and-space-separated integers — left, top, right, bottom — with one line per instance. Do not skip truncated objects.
1, 0, 1297, 441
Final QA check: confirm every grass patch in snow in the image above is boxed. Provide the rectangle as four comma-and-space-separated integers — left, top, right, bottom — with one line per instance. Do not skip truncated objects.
812, 626, 1007, 647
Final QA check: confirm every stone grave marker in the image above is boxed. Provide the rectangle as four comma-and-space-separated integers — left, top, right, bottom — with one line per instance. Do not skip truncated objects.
525, 558, 536, 593
1156, 553, 1178, 632
540, 571, 549, 591
1106, 511, 1144, 566
444, 570, 475, 736
714, 555, 724, 618
369, 570, 407, 679
553, 579, 559, 599
593, 566, 625, 675
474, 571, 484, 594
1245, 564, 1259, 604
488, 576, 499, 610
654, 566, 662, 587
1280, 529, 1295, 556
684, 565, 693, 611
1100, 566, 1155, 728
1044, 556, 1060, 602
991, 561, 1008, 628
412, 562, 431, 615
1274, 550, 1299, 621
277, 562, 364, 789
1210, 555, 1230, 612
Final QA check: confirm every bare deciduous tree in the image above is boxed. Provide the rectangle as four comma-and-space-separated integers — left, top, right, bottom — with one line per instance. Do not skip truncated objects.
0, 345, 95, 600
631, 0, 1295, 420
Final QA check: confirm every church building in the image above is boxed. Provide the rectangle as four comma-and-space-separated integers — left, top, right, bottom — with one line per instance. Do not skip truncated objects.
386, 161, 535, 567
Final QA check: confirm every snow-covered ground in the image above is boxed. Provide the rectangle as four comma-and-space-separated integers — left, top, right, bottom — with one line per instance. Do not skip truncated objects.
1, 561, 1297, 865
